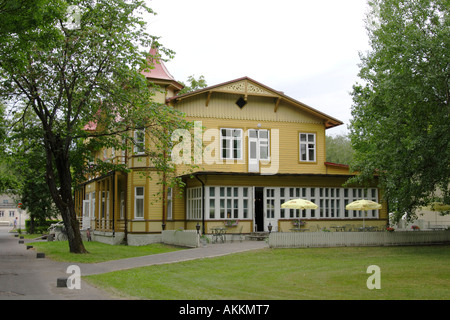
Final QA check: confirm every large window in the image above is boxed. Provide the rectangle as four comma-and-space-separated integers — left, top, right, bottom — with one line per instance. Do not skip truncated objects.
220, 128, 243, 160
134, 186, 144, 219
186, 187, 202, 220
299, 133, 316, 162
194, 186, 252, 220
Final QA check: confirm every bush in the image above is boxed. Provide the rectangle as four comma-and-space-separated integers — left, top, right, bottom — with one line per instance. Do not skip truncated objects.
25, 219, 61, 234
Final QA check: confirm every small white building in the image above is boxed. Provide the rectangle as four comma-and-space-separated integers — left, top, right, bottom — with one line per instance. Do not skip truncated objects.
0, 194, 29, 228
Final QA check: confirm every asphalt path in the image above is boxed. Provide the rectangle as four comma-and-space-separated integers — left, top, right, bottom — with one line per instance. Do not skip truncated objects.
0, 226, 121, 300
0, 226, 267, 300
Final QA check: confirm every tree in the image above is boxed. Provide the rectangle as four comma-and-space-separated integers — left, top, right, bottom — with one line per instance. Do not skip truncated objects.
0, 0, 192, 253
6, 113, 59, 233
349, 0, 449, 221
325, 134, 354, 165
177, 75, 208, 95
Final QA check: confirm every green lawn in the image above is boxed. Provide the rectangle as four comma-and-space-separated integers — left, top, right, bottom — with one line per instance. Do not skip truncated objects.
83, 245, 450, 300
30, 241, 184, 263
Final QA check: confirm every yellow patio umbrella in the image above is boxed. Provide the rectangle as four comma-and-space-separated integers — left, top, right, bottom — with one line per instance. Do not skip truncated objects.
281, 199, 318, 210
421, 202, 450, 228
346, 199, 382, 230
423, 202, 450, 212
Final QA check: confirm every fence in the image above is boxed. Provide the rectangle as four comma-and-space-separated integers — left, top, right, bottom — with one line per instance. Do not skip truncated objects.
162, 230, 200, 248
268, 231, 450, 248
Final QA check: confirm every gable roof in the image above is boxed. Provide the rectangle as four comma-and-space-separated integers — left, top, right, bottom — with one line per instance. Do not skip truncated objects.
167, 77, 343, 129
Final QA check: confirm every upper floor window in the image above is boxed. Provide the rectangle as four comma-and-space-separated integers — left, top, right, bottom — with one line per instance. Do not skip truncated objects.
220, 128, 243, 160
299, 133, 316, 162
134, 129, 145, 154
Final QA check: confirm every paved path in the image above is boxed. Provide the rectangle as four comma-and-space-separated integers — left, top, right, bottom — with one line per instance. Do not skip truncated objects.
0, 226, 268, 300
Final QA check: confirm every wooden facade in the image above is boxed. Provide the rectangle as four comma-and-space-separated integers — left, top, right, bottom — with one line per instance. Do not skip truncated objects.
75, 54, 387, 245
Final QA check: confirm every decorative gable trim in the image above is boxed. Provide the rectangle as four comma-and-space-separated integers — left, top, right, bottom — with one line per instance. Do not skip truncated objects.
168, 77, 343, 129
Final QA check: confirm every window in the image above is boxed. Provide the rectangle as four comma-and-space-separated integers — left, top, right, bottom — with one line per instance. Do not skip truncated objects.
299, 133, 316, 162
187, 187, 202, 220
134, 187, 144, 219
120, 191, 125, 220
205, 186, 251, 220
266, 188, 275, 219
220, 128, 243, 160
134, 129, 145, 154
167, 188, 173, 220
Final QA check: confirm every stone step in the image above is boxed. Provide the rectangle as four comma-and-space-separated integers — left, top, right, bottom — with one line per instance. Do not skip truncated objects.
246, 232, 269, 241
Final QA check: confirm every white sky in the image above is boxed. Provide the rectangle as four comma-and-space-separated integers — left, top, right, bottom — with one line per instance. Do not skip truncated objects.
145, 0, 371, 136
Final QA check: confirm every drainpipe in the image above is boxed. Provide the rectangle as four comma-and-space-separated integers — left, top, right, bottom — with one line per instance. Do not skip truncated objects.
194, 174, 205, 234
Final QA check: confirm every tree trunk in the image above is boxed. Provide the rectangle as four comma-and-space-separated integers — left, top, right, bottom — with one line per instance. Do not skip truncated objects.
44, 133, 88, 254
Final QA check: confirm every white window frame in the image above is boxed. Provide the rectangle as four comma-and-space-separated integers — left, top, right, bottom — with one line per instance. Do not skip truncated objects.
134, 186, 144, 219
134, 129, 145, 155
205, 186, 252, 220
186, 187, 202, 220
167, 187, 173, 220
299, 133, 316, 162
220, 128, 243, 160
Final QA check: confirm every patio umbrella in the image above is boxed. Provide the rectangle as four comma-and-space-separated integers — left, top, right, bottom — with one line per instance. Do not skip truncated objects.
421, 202, 450, 227
281, 199, 318, 210
346, 199, 382, 230
424, 202, 450, 212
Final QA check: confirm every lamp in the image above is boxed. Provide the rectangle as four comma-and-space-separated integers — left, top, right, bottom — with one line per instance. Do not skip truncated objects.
196, 222, 201, 234
268, 223, 273, 234
161, 222, 166, 231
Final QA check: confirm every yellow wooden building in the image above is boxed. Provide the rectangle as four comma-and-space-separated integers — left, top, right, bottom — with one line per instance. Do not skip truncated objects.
75, 50, 388, 245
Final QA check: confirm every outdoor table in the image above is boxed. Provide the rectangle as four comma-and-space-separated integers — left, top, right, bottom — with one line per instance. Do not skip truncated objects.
211, 227, 226, 243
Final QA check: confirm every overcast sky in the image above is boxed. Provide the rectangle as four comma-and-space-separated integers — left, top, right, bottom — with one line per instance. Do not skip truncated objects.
145, 0, 371, 136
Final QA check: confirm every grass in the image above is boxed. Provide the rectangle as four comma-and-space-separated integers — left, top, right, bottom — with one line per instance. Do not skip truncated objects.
83, 245, 450, 300
29, 241, 184, 264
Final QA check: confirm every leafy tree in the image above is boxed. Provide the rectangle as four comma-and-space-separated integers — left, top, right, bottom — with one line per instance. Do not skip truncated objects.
177, 75, 208, 95
349, 0, 449, 221
326, 134, 354, 165
0, 0, 193, 253
5, 111, 59, 233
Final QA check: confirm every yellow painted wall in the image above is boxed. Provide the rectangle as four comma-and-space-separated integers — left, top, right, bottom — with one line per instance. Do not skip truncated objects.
172, 91, 338, 176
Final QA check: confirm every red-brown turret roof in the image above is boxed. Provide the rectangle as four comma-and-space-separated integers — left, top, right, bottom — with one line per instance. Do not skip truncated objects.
141, 47, 184, 91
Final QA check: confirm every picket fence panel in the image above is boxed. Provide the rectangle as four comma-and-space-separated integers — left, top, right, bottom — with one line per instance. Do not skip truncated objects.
268, 231, 450, 248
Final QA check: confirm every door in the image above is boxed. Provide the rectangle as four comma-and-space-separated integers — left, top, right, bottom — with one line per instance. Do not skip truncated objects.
254, 187, 264, 231
248, 129, 270, 173
248, 130, 259, 172
82, 200, 90, 230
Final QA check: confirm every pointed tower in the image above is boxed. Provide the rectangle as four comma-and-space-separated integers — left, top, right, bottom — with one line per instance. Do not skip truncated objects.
141, 47, 184, 104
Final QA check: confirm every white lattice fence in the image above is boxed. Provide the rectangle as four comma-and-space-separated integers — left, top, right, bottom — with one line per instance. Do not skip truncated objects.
268, 231, 450, 248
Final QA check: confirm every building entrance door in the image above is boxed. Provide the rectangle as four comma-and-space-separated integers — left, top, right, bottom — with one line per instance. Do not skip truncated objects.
254, 187, 264, 232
